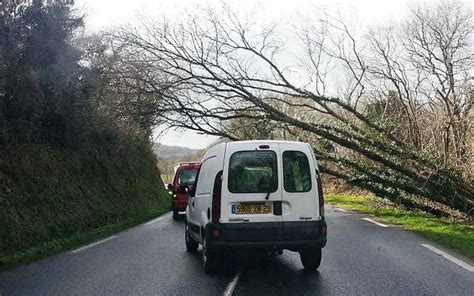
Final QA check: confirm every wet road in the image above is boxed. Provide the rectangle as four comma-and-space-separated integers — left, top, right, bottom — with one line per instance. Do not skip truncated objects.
1, 206, 473, 295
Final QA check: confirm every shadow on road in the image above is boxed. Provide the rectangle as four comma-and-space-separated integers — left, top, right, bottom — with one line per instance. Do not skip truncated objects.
184, 244, 328, 295
172, 216, 327, 294
234, 254, 327, 295
171, 213, 186, 222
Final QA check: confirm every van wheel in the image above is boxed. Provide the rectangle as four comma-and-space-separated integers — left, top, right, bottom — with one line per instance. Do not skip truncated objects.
185, 222, 198, 252
300, 248, 322, 270
202, 242, 218, 274
172, 209, 179, 219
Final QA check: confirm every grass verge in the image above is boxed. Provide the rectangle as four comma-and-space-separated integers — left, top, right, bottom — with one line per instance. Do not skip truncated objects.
0, 202, 169, 273
326, 195, 474, 259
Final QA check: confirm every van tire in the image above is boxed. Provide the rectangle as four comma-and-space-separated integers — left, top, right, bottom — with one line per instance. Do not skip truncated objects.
173, 209, 179, 219
300, 248, 322, 270
185, 222, 198, 252
202, 242, 218, 274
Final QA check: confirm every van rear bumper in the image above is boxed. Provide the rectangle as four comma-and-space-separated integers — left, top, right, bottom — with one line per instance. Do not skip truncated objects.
205, 220, 327, 252
172, 202, 187, 211
171, 198, 188, 211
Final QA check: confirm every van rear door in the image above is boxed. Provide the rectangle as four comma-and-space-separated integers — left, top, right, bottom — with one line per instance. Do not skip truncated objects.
279, 142, 320, 227
221, 142, 283, 226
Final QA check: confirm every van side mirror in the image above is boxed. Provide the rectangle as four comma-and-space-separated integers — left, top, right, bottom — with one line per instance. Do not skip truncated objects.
167, 184, 173, 191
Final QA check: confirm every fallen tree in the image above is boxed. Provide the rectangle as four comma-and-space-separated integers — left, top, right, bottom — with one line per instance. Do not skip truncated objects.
102, 2, 473, 216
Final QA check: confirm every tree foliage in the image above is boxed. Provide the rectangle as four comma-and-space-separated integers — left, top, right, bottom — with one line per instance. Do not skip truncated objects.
0, 0, 88, 147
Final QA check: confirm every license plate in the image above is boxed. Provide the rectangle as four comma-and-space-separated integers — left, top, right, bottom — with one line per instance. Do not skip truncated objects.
232, 203, 272, 214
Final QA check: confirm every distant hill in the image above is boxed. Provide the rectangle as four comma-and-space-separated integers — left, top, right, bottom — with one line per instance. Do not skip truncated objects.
153, 144, 204, 183
153, 144, 200, 159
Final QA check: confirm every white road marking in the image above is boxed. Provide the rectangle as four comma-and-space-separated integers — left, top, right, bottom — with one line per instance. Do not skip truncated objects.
336, 208, 348, 212
144, 217, 164, 226
144, 212, 171, 226
421, 244, 474, 272
223, 270, 243, 296
69, 236, 117, 254
363, 217, 388, 228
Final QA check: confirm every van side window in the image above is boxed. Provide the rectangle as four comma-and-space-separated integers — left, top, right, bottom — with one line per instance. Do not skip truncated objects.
228, 151, 278, 193
196, 156, 217, 195
283, 151, 312, 192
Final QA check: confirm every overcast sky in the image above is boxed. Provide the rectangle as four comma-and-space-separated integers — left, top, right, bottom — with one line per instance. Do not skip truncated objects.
74, 0, 416, 149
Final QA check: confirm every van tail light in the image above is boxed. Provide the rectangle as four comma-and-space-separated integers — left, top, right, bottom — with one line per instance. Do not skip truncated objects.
211, 229, 220, 238
316, 170, 325, 217
321, 224, 327, 234
211, 171, 223, 223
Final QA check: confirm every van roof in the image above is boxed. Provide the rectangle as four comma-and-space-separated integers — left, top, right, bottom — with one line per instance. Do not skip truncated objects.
220, 140, 308, 147
175, 161, 200, 167
201, 140, 311, 161
225, 140, 309, 146
177, 163, 200, 169
173, 162, 200, 174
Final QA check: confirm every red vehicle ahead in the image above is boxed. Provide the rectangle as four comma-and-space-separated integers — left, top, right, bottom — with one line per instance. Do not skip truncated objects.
168, 162, 200, 219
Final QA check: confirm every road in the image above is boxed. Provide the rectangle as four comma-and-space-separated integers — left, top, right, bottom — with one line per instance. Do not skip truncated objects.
0, 206, 473, 295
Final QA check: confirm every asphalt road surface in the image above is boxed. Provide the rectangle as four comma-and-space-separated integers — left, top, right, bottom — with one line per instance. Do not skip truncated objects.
1, 206, 473, 296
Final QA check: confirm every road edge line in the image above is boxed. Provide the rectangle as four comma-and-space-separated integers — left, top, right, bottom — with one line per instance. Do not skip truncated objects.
362, 217, 388, 228
144, 216, 164, 226
223, 269, 243, 296
144, 212, 172, 226
421, 244, 474, 272
69, 235, 117, 254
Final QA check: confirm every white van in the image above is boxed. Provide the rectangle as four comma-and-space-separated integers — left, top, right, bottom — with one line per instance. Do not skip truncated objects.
185, 140, 327, 273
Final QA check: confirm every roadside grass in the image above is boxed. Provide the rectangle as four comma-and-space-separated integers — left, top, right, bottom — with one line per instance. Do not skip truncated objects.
326, 195, 474, 259
0, 202, 170, 272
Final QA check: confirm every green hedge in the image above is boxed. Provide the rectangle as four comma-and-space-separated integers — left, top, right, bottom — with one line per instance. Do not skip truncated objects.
0, 141, 169, 267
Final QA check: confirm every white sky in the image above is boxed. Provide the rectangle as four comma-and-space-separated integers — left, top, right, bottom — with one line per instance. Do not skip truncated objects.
74, 0, 415, 149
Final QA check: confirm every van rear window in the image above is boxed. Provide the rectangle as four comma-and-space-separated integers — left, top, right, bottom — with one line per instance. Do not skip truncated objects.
283, 151, 311, 192
178, 168, 198, 185
228, 151, 278, 193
